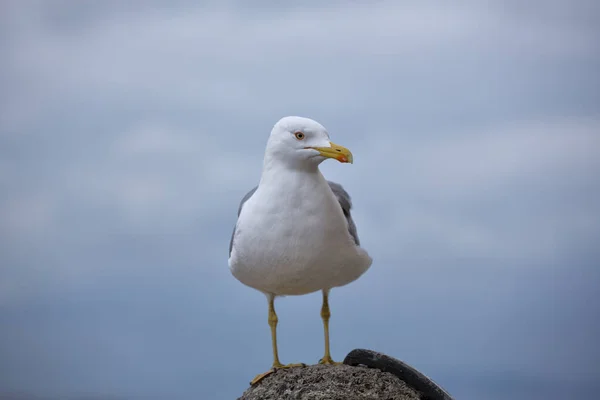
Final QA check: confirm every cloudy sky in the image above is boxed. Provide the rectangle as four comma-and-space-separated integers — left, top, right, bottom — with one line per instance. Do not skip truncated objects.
1, 1, 599, 399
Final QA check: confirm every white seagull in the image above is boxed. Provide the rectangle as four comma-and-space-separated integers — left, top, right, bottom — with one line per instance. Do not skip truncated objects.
228, 116, 372, 384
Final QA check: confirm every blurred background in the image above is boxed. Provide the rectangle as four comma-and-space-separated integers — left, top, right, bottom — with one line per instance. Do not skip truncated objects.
1, 1, 599, 399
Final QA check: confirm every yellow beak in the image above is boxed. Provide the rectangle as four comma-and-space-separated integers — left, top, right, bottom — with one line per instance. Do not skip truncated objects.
308, 142, 353, 164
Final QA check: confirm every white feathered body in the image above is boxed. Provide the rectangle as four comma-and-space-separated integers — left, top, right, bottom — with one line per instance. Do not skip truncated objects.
228, 166, 372, 296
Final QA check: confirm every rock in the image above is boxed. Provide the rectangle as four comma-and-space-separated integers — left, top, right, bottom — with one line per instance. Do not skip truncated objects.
237, 364, 420, 400
237, 349, 455, 400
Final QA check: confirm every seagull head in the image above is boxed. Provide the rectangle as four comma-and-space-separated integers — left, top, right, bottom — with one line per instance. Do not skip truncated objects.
265, 116, 353, 168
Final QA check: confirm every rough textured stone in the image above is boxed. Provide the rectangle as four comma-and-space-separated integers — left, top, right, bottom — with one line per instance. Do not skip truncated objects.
237, 364, 421, 400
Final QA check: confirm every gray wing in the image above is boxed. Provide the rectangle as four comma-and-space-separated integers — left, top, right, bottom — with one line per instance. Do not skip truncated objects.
229, 186, 257, 257
327, 180, 360, 246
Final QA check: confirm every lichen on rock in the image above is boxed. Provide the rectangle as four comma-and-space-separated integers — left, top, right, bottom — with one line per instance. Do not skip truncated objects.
237, 364, 421, 400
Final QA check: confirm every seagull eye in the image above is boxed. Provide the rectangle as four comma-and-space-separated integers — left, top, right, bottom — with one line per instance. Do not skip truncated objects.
294, 132, 305, 140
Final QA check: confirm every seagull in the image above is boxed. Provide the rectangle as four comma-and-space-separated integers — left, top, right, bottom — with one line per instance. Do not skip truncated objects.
228, 116, 372, 385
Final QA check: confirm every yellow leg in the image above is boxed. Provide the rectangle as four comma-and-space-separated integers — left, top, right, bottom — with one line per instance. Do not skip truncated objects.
268, 294, 284, 368
250, 294, 305, 385
319, 290, 341, 365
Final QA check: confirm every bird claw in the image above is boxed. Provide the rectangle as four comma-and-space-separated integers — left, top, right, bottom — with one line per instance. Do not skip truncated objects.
250, 363, 306, 386
250, 368, 276, 386
319, 356, 342, 365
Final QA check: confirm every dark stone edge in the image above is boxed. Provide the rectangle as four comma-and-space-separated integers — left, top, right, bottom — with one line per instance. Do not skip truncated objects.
343, 349, 455, 400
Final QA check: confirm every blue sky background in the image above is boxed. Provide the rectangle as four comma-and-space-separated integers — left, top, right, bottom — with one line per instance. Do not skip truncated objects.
1, 1, 599, 399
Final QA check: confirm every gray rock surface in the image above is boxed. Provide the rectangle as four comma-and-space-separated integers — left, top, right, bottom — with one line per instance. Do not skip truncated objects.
237, 364, 421, 400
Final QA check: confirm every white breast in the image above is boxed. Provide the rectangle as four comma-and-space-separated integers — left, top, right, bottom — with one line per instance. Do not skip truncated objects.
229, 169, 371, 296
